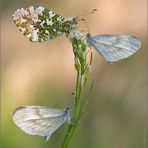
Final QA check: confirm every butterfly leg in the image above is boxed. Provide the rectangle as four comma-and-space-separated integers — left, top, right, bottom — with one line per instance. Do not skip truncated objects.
86, 46, 92, 54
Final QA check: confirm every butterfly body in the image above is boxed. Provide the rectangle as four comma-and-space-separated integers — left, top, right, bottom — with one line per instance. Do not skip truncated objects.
86, 33, 141, 63
13, 106, 71, 141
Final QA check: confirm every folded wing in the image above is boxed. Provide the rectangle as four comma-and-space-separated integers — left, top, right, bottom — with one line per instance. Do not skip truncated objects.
12, 6, 66, 42
87, 34, 141, 62
13, 106, 68, 141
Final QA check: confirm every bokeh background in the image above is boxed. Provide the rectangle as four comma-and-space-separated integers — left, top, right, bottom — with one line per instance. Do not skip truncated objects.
1, 0, 147, 148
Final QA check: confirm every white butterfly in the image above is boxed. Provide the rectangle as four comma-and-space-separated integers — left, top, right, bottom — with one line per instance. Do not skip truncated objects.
86, 33, 141, 63
13, 106, 71, 142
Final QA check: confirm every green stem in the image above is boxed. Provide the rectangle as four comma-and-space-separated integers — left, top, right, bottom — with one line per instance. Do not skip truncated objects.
61, 68, 84, 148
61, 33, 92, 148
79, 80, 94, 118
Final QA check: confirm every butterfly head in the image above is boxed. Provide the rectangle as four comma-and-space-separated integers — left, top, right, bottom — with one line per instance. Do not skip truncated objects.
64, 107, 72, 123
65, 17, 80, 33
85, 33, 94, 46
66, 16, 79, 23
86, 33, 91, 38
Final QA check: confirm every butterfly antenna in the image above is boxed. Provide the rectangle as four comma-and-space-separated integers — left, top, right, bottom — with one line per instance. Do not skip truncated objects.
76, 9, 97, 33
77, 9, 97, 18
80, 18, 90, 33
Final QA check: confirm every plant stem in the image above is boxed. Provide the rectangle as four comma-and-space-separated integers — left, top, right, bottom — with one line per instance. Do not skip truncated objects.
61, 30, 92, 148
61, 68, 84, 148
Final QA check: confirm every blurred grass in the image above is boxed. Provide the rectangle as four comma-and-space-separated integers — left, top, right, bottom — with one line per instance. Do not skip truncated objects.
1, 0, 147, 148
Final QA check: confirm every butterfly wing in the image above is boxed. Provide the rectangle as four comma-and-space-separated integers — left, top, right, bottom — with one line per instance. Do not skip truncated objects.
13, 106, 69, 141
87, 34, 141, 63
12, 6, 67, 42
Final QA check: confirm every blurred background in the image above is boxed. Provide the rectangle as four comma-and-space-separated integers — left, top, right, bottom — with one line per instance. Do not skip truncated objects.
1, 0, 147, 148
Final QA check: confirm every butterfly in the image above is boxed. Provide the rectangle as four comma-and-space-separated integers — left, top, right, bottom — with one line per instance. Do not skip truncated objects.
86, 33, 141, 63
12, 6, 79, 42
13, 106, 71, 141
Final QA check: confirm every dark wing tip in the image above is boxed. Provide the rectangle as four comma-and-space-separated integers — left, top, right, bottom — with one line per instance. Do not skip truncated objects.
13, 106, 26, 115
